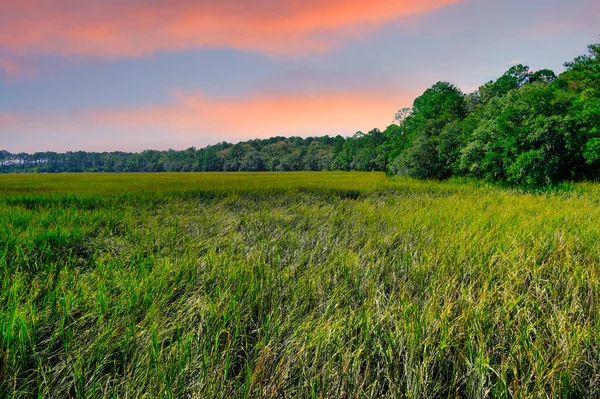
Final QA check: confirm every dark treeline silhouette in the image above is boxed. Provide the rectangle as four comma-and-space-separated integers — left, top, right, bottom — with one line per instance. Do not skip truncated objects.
2, 42, 599, 187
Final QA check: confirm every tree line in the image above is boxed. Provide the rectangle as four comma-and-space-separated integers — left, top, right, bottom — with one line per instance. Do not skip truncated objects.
0, 133, 388, 174
2, 42, 599, 187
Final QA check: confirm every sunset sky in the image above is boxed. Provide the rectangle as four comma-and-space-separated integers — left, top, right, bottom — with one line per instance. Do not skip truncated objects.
1, 0, 598, 153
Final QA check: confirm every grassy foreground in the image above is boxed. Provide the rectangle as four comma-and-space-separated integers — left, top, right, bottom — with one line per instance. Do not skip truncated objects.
1, 172, 600, 398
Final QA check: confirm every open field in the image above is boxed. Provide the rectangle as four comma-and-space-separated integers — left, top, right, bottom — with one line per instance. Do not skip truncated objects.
2, 172, 600, 398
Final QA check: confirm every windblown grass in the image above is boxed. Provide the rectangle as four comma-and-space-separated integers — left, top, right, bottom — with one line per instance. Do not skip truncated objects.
1, 172, 600, 398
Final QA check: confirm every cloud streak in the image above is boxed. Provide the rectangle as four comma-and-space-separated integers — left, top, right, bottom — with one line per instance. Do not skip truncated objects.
0, 0, 462, 58
526, 1, 600, 37
0, 57, 32, 81
91, 88, 410, 134
0, 87, 415, 152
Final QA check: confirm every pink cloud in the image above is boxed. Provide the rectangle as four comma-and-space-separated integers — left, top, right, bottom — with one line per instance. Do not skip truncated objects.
88, 88, 412, 136
527, 2, 600, 37
0, 0, 462, 57
0, 57, 32, 81
0, 88, 416, 152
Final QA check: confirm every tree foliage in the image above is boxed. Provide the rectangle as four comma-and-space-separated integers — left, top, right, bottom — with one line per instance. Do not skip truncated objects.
2, 42, 600, 188
389, 41, 600, 187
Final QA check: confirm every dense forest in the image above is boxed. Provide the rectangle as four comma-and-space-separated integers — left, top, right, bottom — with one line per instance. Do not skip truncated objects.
2, 42, 599, 187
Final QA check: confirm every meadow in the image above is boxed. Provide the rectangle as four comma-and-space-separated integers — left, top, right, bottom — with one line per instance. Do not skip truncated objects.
1, 172, 600, 398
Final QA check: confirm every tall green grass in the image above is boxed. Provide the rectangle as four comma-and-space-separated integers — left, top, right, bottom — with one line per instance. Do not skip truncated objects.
1, 172, 600, 398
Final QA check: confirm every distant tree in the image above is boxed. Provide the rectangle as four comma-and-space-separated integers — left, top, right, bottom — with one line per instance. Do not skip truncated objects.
3, 41, 600, 188
393, 108, 411, 125
390, 81, 466, 178
529, 69, 557, 84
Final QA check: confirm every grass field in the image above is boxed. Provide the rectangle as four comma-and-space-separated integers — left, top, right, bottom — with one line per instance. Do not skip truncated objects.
2, 172, 600, 398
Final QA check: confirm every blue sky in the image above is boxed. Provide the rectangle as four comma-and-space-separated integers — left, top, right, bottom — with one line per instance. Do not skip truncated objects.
0, 0, 598, 152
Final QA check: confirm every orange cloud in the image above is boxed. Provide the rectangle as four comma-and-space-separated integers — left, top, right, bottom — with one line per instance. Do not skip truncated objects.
0, 0, 462, 57
88, 88, 413, 137
0, 88, 416, 151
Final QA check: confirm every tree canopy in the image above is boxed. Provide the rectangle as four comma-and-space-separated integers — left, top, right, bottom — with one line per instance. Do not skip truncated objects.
2, 41, 600, 188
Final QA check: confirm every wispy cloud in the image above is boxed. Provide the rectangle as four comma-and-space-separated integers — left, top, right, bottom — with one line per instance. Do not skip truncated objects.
526, 1, 600, 37
0, 57, 33, 81
90, 88, 411, 134
0, 0, 463, 58
0, 87, 416, 152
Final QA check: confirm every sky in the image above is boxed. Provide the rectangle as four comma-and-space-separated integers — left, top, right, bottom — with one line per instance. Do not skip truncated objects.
0, 0, 598, 153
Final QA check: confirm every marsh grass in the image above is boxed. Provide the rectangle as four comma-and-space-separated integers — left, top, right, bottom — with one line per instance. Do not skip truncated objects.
1, 172, 600, 398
